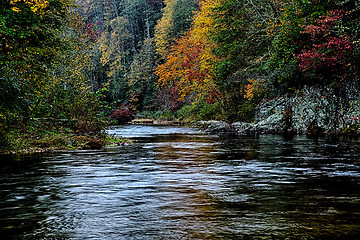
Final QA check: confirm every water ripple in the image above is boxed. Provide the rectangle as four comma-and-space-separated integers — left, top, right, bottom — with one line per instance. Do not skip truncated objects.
0, 126, 360, 239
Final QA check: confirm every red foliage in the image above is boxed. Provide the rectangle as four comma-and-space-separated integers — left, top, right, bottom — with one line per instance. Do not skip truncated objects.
297, 36, 353, 72
109, 105, 134, 124
303, 10, 346, 39
154, 86, 184, 111
195, 0, 202, 10
181, 44, 206, 83
297, 10, 354, 80
206, 89, 221, 104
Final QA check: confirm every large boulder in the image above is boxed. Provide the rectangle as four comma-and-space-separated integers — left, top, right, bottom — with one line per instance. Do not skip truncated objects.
195, 120, 234, 133
251, 97, 287, 133
251, 113, 285, 134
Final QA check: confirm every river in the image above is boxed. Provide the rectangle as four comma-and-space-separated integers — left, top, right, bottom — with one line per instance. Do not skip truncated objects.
1, 125, 360, 239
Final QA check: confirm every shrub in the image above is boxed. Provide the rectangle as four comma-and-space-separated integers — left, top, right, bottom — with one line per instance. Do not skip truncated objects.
109, 105, 134, 124
176, 101, 222, 122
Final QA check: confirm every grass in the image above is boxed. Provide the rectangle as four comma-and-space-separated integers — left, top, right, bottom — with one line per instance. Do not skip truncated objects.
0, 124, 128, 155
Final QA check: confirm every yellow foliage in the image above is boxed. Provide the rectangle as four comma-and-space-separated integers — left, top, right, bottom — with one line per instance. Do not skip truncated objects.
10, 0, 49, 14
244, 78, 265, 100
155, 0, 225, 102
154, 0, 176, 59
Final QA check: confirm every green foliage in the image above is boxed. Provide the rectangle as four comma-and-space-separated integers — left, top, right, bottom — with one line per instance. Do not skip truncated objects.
211, 1, 248, 83
1, 0, 73, 141
176, 101, 222, 122
154, 111, 164, 119
341, 123, 360, 135
161, 110, 176, 121
127, 39, 157, 110
172, 0, 198, 39
80, 0, 163, 106
136, 110, 157, 119
0, 0, 112, 152
265, 0, 339, 91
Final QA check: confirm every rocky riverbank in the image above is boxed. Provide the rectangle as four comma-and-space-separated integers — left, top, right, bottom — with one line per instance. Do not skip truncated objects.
196, 85, 360, 135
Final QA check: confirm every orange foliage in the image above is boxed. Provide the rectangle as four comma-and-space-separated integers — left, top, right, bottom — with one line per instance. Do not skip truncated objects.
244, 78, 265, 100
155, 0, 223, 102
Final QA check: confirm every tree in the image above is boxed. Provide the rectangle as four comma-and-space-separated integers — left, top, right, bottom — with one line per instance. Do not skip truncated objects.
0, 0, 108, 140
0, 0, 74, 129
265, 0, 340, 91
154, 0, 198, 59
127, 39, 157, 110
155, 0, 221, 111
297, 10, 357, 85
205, 0, 279, 121
77, 0, 163, 107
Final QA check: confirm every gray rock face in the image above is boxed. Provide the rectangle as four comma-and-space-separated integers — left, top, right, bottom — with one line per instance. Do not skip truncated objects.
252, 85, 360, 134
251, 113, 285, 133
196, 84, 360, 134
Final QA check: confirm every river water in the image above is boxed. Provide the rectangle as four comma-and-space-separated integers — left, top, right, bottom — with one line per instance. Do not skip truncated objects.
1, 125, 360, 239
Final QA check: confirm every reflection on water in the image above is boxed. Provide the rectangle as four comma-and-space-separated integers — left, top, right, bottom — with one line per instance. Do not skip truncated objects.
1, 125, 360, 239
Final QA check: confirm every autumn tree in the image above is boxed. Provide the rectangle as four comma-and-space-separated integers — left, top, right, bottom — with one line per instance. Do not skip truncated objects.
265, 0, 342, 91
0, 0, 110, 145
296, 9, 358, 85
155, 0, 221, 113
154, 0, 198, 59
77, 0, 163, 108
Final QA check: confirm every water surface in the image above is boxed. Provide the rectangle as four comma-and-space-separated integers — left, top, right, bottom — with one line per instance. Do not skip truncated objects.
1, 125, 360, 239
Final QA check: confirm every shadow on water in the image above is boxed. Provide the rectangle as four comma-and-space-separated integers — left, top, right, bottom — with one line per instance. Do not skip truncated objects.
1, 126, 360, 239
0, 153, 73, 239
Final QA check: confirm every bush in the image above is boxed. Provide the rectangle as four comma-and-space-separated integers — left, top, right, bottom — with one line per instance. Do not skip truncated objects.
161, 110, 175, 120
109, 105, 134, 124
154, 111, 163, 119
176, 101, 222, 122
136, 111, 156, 119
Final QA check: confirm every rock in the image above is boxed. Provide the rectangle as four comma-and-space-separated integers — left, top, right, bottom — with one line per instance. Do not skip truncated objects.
195, 83, 360, 135
253, 84, 360, 134
251, 113, 285, 134
195, 120, 235, 133
131, 119, 154, 124
230, 121, 254, 133
251, 97, 287, 134
255, 97, 285, 123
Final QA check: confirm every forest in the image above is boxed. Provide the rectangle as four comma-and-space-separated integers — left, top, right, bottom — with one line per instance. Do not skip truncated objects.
1, 0, 360, 153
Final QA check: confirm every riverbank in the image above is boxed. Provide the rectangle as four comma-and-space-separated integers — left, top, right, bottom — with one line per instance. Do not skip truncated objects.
195, 119, 360, 136
195, 85, 360, 136
0, 128, 128, 155
131, 118, 184, 126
